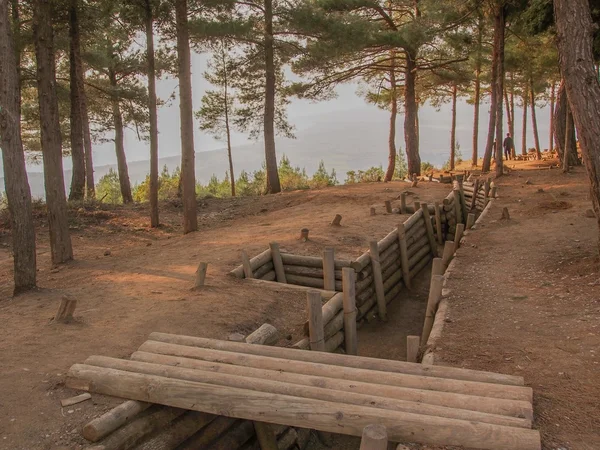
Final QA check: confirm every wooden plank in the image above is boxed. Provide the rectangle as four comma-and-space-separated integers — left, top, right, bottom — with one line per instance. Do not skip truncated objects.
307, 291, 325, 351
68, 365, 541, 450
138, 341, 533, 402
434, 202, 443, 245
397, 223, 411, 290
129, 352, 533, 421
60, 393, 91, 407
269, 243, 287, 284
322, 248, 336, 291
342, 268, 358, 355
369, 241, 387, 321
147, 333, 526, 387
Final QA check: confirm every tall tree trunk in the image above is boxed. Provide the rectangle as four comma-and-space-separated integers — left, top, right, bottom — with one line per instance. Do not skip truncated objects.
529, 81, 542, 160
79, 64, 94, 198
404, 50, 420, 176
554, 0, 600, 252
472, 15, 483, 167
0, 1, 37, 294
175, 0, 198, 233
384, 60, 397, 182
32, 0, 73, 264
503, 87, 512, 142
221, 43, 236, 196
482, 11, 499, 173
493, 3, 505, 177
563, 102, 572, 173
108, 70, 133, 204
145, 0, 159, 226
68, 0, 85, 201
554, 79, 577, 165
263, 0, 280, 193
521, 85, 528, 155
549, 82, 555, 152
450, 82, 457, 170
509, 73, 515, 139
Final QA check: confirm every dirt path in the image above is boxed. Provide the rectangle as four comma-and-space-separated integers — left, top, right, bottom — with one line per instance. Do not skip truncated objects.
437, 166, 600, 450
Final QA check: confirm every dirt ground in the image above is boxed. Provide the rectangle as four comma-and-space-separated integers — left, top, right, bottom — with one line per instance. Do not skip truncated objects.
1, 163, 598, 450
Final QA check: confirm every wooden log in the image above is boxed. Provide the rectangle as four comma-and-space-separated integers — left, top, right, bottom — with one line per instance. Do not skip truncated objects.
408, 244, 430, 270
406, 336, 420, 363
442, 241, 455, 267
246, 324, 279, 346
397, 223, 411, 290
406, 224, 427, 247
413, 201, 421, 212
300, 228, 309, 241
296, 428, 310, 450
484, 179, 491, 199
466, 213, 476, 230
370, 207, 376, 216
379, 242, 399, 266
331, 214, 342, 226
407, 236, 430, 260
324, 331, 344, 352
280, 253, 353, 270
409, 253, 432, 279
434, 202, 443, 245
302, 291, 344, 335
254, 262, 275, 279
490, 186, 497, 198
400, 192, 407, 214
458, 184, 469, 222
403, 209, 424, 232
68, 365, 540, 450
128, 352, 533, 422
381, 260, 402, 285
454, 224, 465, 251
277, 427, 298, 450
60, 393, 91, 407
231, 249, 272, 278
178, 416, 237, 449
421, 275, 445, 344
354, 252, 371, 271
470, 179, 480, 210
378, 228, 399, 253
452, 188, 462, 225
208, 420, 255, 450
54, 296, 77, 323
420, 203, 438, 257
242, 251, 254, 279
261, 271, 276, 281
431, 258, 444, 277
359, 424, 388, 450
323, 248, 336, 291
307, 291, 325, 351
385, 200, 392, 213
342, 268, 358, 355
194, 262, 208, 289
269, 243, 287, 284
286, 274, 342, 291
83, 400, 151, 442
254, 422, 279, 450
324, 310, 344, 340
136, 410, 214, 450
87, 406, 186, 450
283, 265, 343, 281
369, 241, 387, 322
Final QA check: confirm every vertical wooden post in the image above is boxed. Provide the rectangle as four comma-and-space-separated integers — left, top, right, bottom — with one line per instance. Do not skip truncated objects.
241, 250, 253, 279
397, 224, 411, 290
54, 296, 77, 323
384, 200, 392, 213
420, 203, 438, 257
369, 240, 387, 321
414, 201, 421, 212
452, 188, 462, 225
359, 424, 388, 450
400, 193, 407, 214
307, 290, 325, 351
253, 422, 279, 450
434, 201, 443, 245
421, 274, 445, 344
194, 262, 208, 289
442, 241, 454, 267
454, 223, 465, 251
470, 179, 480, 210
431, 257, 444, 277
490, 186, 497, 198
269, 242, 287, 283
342, 268, 358, 355
466, 213, 476, 230
458, 182, 469, 223
369, 207, 376, 216
406, 336, 420, 363
322, 247, 336, 291
484, 179, 491, 199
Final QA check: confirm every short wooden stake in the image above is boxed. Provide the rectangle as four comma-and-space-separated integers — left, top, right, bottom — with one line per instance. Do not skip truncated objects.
421, 274, 445, 344
397, 223, 411, 290
484, 179, 491, 199
420, 203, 438, 257
342, 268, 358, 356
454, 223, 465, 251
359, 424, 388, 450
385, 200, 392, 213
254, 421, 279, 450
269, 242, 287, 283
490, 186, 497, 198
54, 296, 77, 323
400, 193, 407, 214
331, 214, 342, 226
369, 241, 387, 321
466, 213, 476, 230
322, 247, 336, 291
413, 201, 421, 212
434, 201, 443, 245
442, 241, 454, 267
370, 207, 376, 216
406, 336, 420, 363
241, 250, 254, 279
470, 179, 480, 210
501, 207, 510, 220
194, 262, 208, 289
431, 257, 444, 277
300, 228, 309, 241
307, 290, 325, 351
458, 182, 469, 223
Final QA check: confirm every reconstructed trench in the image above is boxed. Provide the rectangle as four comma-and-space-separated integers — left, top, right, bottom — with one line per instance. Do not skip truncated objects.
69, 177, 513, 450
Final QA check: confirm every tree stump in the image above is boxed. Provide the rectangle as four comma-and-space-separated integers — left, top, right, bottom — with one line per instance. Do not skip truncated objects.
54, 296, 77, 323
193, 262, 208, 289
369, 207, 376, 216
300, 228, 309, 242
384, 201, 392, 214
330, 214, 342, 226
501, 207, 510, 220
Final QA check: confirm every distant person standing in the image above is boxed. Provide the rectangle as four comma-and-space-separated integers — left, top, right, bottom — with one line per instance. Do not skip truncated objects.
503, 133, 515, 160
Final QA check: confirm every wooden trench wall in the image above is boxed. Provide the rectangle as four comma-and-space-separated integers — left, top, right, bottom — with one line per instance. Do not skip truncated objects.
77, 179, 494, 450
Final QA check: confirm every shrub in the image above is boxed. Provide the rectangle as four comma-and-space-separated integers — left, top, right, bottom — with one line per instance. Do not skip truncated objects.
96, 169, 123, 204
421, 161, 434, 173
278, 155, 309, 191
394, 149, 408, 180
309, 160, 337, 189
133, 166, 181, 202
345, 166, 384, 184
